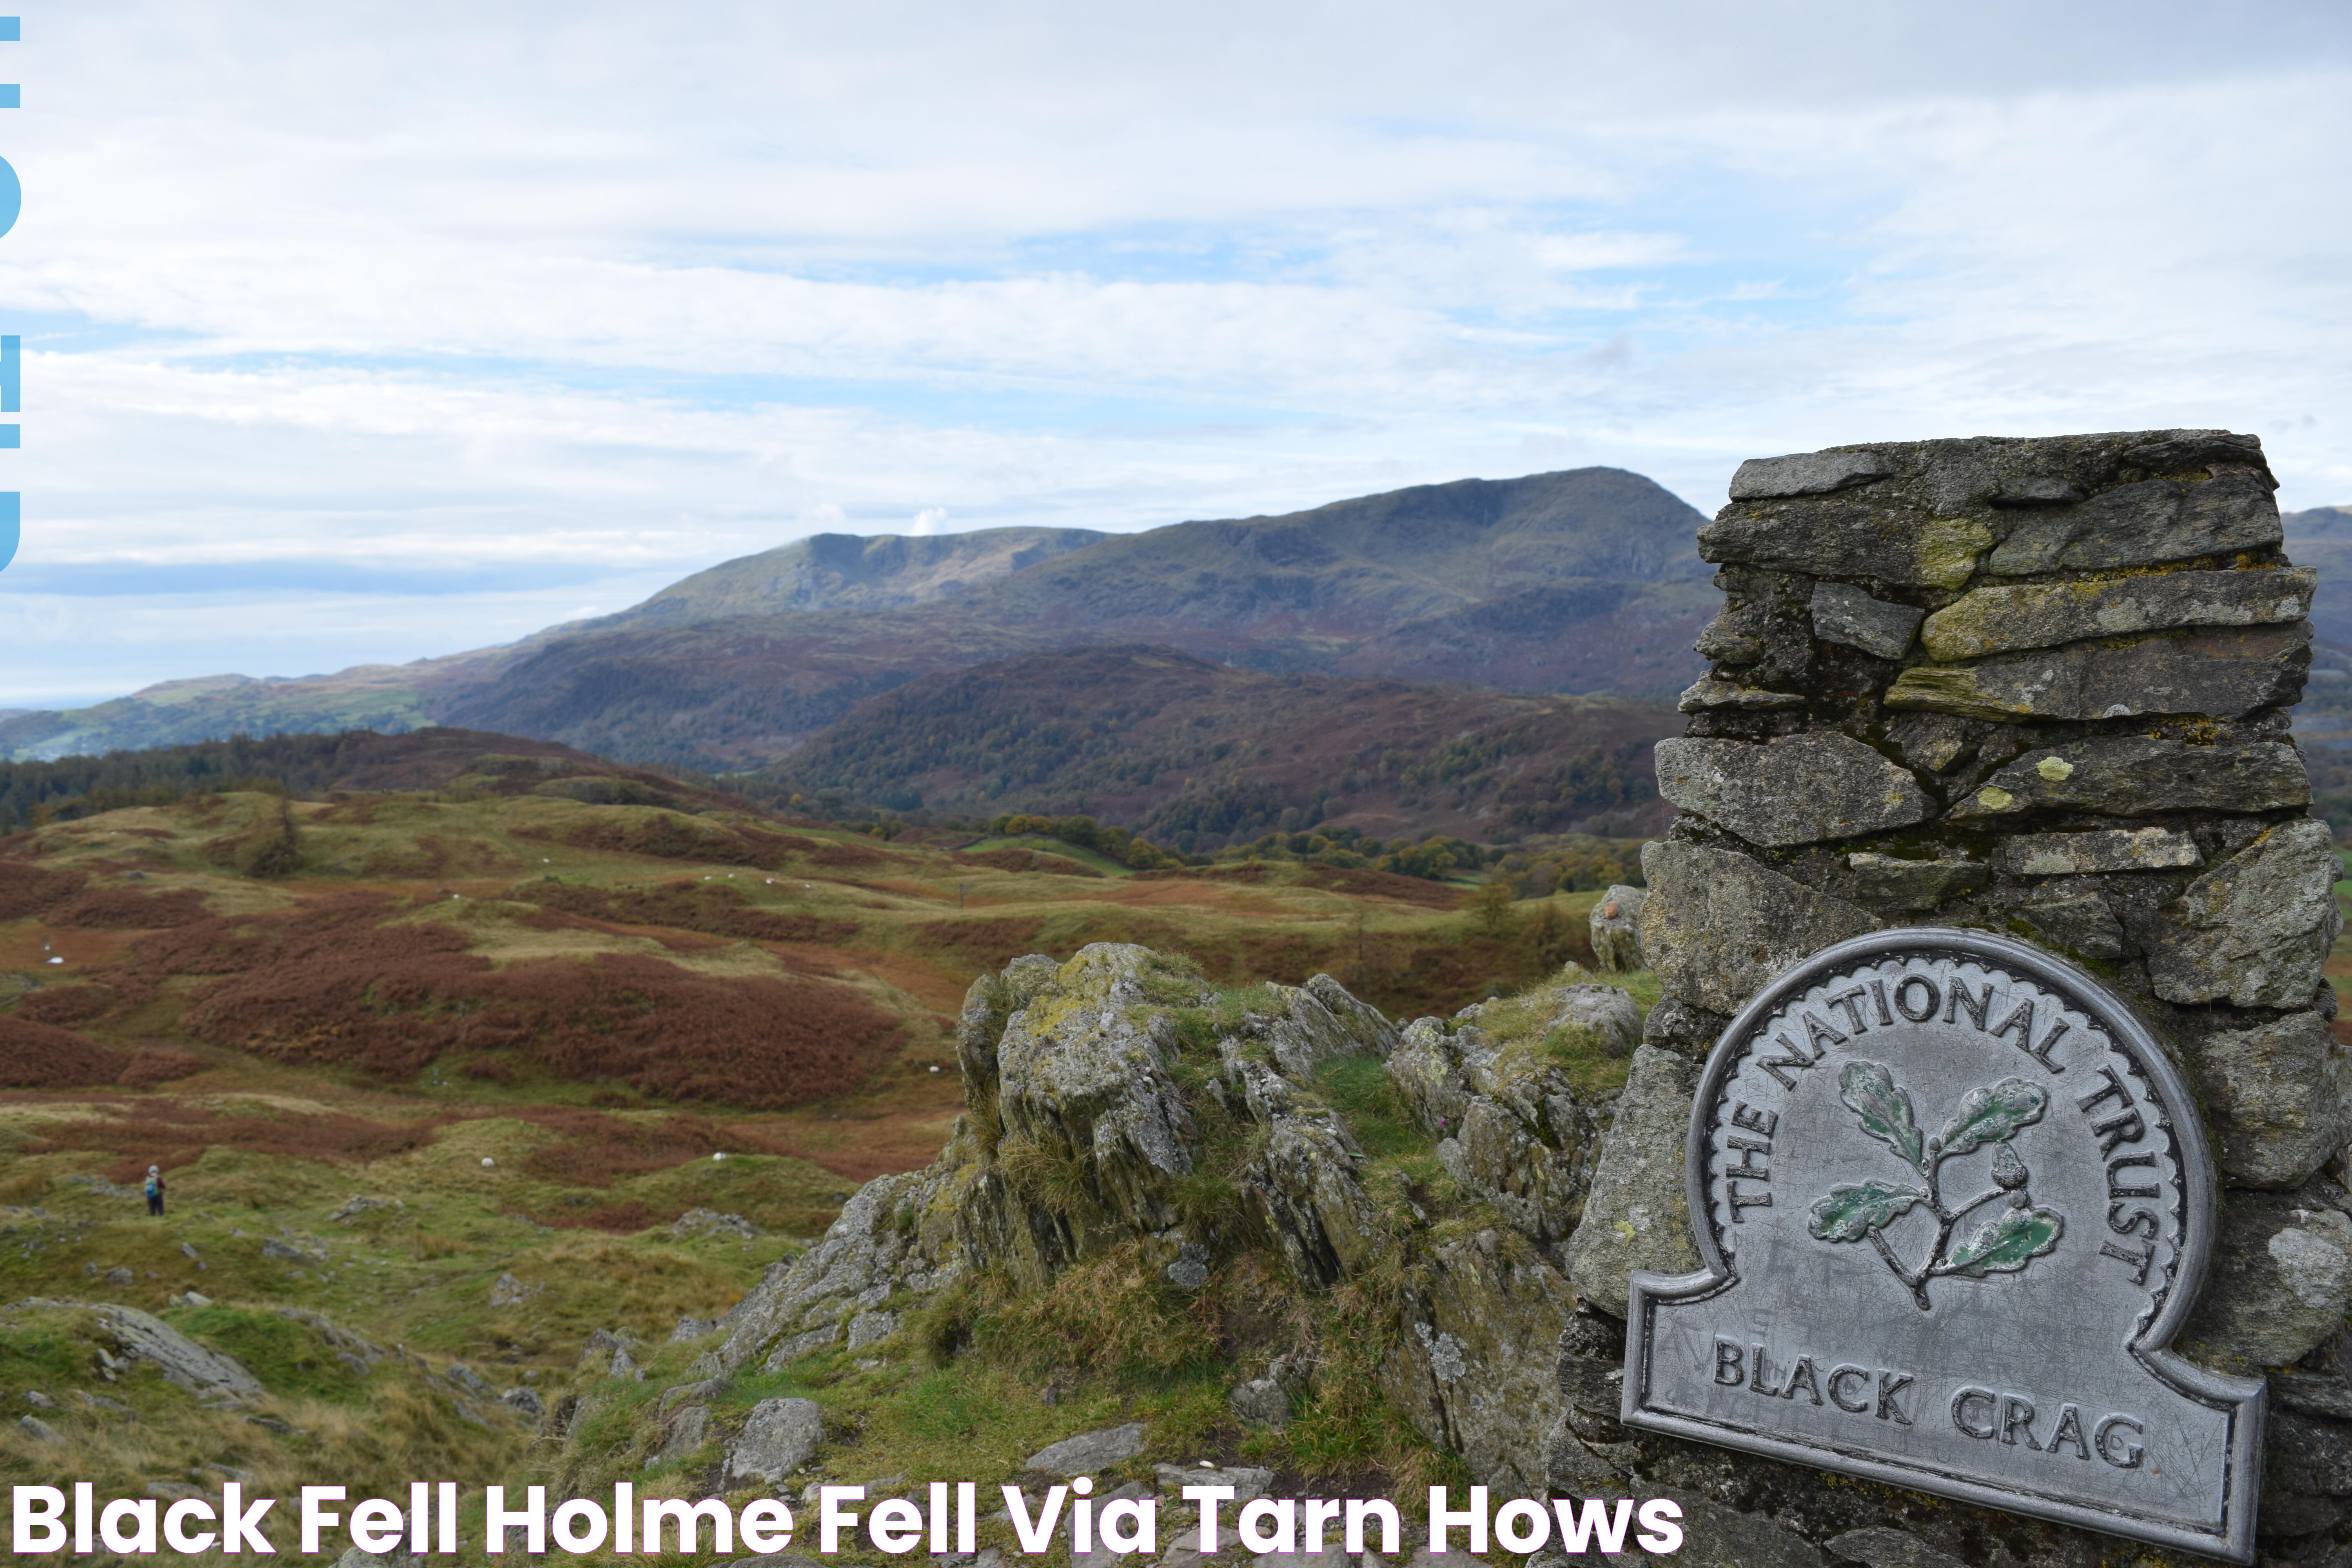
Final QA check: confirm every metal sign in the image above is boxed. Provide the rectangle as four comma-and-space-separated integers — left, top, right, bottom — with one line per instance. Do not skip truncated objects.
1622, 928, 2264, 1563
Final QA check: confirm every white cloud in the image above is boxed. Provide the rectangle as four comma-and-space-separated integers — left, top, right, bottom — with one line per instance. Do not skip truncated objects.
0, 0, 2348, 700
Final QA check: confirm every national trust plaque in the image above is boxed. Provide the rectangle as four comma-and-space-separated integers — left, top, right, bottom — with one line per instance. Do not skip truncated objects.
1623, 929, 2266, 1562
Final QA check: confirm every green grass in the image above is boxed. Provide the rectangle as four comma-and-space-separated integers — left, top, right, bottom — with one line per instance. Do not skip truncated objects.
1459, 964, 1654, 1095
165, 1305, 376, 1403
1316, 1054, 1426, 1160
961, 834, 1135, 876
0, 1316, 86, 1392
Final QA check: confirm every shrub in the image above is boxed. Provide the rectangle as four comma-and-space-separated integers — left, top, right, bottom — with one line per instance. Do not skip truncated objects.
238, 800, 306, 878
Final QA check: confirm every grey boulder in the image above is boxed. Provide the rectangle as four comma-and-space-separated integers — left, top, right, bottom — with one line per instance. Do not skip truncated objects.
93, 1306, 265, 1401
845, 1310, 899, 1350
2182, 1191, 2352, 1371
1228, 1378, 1290, 1429
1651, 735, 1931, 848
2148, 818, 2343, 1007
1991, 827, 2202, 875
1809, 582, 1924, 659
2000, 887, 2125, 967
724, 1396, 825, 1486
1702, 488, 1991, 589
762, 1323, 840, 1372
2185, 1012, 2352, 1190
1726, 448, 1893, 501
645, 1404, 709, 1468
1588, 886, 1645, 973
1386, 1017, 1596, 1249
1026, 1421, 1145, 1475
1675, 674, 1806, 713
1885, 624, 2309, 722
1561, 1045, 1703, 1317
994, 946, 1199, 1237
1381, 1233, 1574, 1495
1242, 1110, 1384, 1287
1918, 566, 2313, 660
1844, 853, 1984, 912
1551, 984, 1640, 1058
1948, 737, 2310, 820
1639, 841, 1880, 1016
1986, 473, 2281, 575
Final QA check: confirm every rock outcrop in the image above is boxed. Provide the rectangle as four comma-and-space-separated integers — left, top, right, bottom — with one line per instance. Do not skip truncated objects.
723, 1397, 823, 1487
1387, 1013, 1600, 1253
1588, 884, 1646, 972
91, 1305, 265, 1401
565, 944, 1626, 1499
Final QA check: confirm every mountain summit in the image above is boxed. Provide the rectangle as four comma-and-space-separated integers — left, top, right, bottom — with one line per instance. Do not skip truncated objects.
609, 525, 1110, 624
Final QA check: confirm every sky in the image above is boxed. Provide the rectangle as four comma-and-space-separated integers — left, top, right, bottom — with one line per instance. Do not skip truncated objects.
1, 0, 2349, 708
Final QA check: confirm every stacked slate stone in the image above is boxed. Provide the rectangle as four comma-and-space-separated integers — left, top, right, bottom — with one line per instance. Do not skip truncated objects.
1553, 428, 2352, 1562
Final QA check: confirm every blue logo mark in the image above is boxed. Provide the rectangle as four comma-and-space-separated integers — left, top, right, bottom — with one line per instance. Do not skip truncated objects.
0, 15, 20, 570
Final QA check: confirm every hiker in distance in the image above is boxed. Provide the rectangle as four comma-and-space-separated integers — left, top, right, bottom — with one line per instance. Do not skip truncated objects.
145, 1165, 163, 1217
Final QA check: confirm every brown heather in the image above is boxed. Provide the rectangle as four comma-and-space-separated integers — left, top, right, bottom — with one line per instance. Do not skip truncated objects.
915, 916, 1048, 971
0, 1014, 137, 1086
49, 886, 213, 928
506, 1107, 805, 1187
15, 983, 122, 1025
13, 1097, 433, 1180
0, 858, 87, 918
89, 892, 902, 1107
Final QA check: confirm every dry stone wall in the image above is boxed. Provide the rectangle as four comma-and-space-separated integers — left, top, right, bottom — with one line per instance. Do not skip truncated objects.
1554, 428, 2352, 1564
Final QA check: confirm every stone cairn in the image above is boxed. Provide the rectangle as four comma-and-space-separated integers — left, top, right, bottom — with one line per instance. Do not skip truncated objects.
1552, 430, 2352, 1562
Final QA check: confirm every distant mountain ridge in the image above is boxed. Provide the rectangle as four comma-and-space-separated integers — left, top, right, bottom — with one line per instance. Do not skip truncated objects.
1, 466, 1715, 768
2288, 505, 2352, 650
434, 466, 1717, 769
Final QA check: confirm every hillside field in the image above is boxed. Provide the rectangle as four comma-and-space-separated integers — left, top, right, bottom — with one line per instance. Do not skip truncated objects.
0, 750, 1659, 1530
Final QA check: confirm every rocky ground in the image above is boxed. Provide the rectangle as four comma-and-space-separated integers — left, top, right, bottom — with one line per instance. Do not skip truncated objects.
532, 944, 1650, 1559
549, 922, 2352, 1568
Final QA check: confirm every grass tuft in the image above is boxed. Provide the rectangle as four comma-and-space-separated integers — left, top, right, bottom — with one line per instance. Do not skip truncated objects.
994, 1134, 1091, 1219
